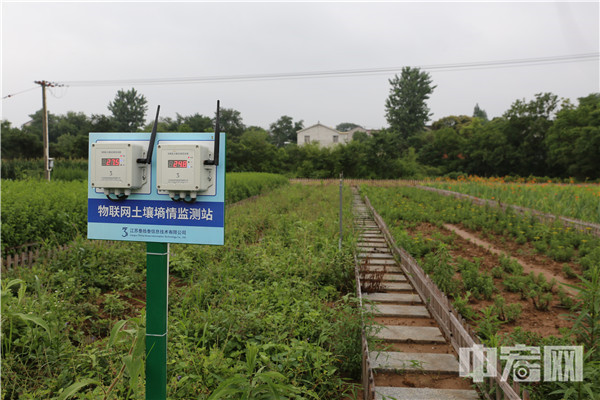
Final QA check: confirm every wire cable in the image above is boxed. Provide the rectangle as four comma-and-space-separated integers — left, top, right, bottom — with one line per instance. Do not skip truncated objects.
57, 53, 599, 87
2, 86, 38, 100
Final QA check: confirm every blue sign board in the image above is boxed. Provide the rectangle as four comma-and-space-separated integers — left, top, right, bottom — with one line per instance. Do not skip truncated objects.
87, 132, 225, 245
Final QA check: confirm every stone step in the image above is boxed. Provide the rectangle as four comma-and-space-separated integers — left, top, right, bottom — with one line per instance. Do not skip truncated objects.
358, 246, 391, 252
373, 325, 445, 344
381, 274, 407, 282
362, 274, 406, 282
370, 351, 459, 374
364, 293, 421, 304
360, 265, 403, 273
370, 304, 430, 318
359, 253, 395, 259
360, 258, 396, 265
374, 387, 479, 400
379, 282, 414, 292
358, 240, 387, 245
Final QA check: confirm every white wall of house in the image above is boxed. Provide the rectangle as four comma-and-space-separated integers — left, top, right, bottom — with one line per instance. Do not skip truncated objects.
296, 123, 350, 147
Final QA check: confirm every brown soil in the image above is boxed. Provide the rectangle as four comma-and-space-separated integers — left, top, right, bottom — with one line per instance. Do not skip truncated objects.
443, 223, 579, 295
374, 372, 474, 390
408, 222, 575, 338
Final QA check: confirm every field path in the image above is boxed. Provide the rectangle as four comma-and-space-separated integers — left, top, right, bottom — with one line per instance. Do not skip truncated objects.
354, 192, 478, 400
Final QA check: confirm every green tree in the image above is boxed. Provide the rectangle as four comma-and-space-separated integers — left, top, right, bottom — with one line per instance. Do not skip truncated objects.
0, 120, 43, 159
503, 92, 561, 176
107, 88, 148, 132
335, 122, 361, 132
431, 115, 473, 131
418, 126, 468, 173
238, 128, 279, 172
215, 108, 245, 141
90, 114, 114, 132
178, 113, 213, 132
269, 115, 303, 147
21, 109, 59, 142
473, 103, 488, 122
463, 118, 513, 176
385, 67, 436, 140
546, 93, 600, 179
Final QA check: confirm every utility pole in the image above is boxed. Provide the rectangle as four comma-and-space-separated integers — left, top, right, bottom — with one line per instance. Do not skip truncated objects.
34, 80, 61, 181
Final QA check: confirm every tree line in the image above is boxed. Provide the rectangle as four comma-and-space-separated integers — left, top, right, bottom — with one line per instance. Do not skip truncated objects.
2, 81, 599, 180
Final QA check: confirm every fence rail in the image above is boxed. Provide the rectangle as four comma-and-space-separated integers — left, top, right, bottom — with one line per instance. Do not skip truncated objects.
2, 243, 70, 271
363, 194, 528, 400
353, 250, 376, 400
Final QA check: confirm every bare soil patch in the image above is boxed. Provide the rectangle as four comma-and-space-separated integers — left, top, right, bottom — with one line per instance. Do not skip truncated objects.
443, 223, 579, 295
406, 222, 575, 338
374, 372, 474, 390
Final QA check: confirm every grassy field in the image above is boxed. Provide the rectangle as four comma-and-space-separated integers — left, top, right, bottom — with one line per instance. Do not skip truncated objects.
1, 184, 362, 399
424, 177, 600, 224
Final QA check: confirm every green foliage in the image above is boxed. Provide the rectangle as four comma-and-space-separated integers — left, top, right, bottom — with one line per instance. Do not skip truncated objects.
385, 67, 436, 139
216, 108, 246, 141
1, 179, 88, 252
1, 158, 86, 180
476, 306, 503, 342
225, 173, 289, 204
269, 116, 303, 147
0, 173, 288, 253
473, 103, 488, 122
452, 291, 477, 321
565, 266, 600, 360
457, 258, 495, 300
335, 122, 362, 132
546, 93, 600, 180
1, 120, 43, 159
1, 184, 361, 398
492, 295, 522, 323
425, 180, 600, 224
107, 88, 149, 132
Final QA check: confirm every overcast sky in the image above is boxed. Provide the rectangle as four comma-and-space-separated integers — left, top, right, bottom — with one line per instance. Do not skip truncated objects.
2, 1, 599, 131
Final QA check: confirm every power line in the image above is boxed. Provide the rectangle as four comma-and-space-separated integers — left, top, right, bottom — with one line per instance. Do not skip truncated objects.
57, 53, 599, 87
2, 86, 38, 100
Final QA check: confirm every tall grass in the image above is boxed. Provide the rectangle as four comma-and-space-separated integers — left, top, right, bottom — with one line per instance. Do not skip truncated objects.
1, 184, 361, 398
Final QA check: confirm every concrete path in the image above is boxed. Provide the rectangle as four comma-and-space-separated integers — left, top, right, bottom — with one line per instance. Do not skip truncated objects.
353, 191, 479, 399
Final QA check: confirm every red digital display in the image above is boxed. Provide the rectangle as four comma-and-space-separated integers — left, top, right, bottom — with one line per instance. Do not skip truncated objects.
168, 160, 188, 168
101, 158, 121, 166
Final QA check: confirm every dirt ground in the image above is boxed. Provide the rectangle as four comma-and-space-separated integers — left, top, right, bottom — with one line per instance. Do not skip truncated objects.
408, 222, 576, 337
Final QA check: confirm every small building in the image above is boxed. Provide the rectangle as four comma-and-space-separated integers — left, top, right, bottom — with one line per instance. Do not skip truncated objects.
296, 123, 350, 147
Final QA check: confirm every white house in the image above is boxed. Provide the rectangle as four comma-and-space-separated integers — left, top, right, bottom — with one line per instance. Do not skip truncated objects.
296, 123, 350, 147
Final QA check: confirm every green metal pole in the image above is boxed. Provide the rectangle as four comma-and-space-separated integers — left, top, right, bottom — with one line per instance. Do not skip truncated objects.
146, 242, 169, 400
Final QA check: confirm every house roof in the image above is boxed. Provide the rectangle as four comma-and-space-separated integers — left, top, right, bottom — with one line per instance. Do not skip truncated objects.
296, 122, 341, 135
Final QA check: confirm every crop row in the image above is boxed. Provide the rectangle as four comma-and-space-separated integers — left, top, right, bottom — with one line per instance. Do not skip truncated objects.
2, 184, 361, 399
424, 178, 600, 224
1, 172, 289, 253
362, 185, 600, 398
363, 186, 600, 275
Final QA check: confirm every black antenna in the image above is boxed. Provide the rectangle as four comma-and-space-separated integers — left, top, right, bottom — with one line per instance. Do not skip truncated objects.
205, 100, 220, 166
138, 105, 160, 164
